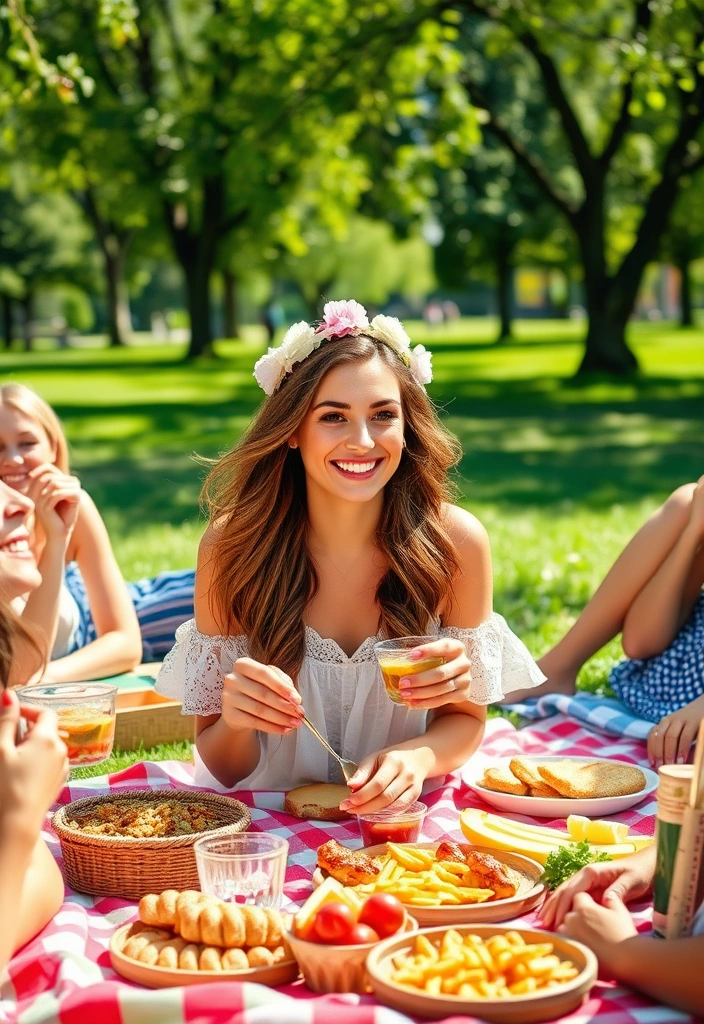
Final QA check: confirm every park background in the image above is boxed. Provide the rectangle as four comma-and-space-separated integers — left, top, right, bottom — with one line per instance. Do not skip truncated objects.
0, 1, 702, 767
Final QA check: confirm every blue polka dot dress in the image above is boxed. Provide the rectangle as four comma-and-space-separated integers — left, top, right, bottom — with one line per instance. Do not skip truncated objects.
609, 591, 704, 723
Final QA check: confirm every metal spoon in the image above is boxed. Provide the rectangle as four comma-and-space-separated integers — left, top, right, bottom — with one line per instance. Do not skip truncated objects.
300, 714, 359, 783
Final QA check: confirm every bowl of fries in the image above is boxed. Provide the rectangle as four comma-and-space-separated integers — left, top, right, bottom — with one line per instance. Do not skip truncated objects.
366, 924, 597, 1023
285, 913, 418, 994
314, 842, 546, 926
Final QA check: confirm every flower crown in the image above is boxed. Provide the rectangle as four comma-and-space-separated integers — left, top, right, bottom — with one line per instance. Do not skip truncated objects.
253, 299, 433, 396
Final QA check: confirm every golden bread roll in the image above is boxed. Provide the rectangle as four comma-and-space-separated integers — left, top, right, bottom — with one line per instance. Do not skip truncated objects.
246, 945, 275, 967
178, 943, 202, 971
139, 889, 203, 928
121, 927, 172, 960
222, 947, 250, 970
283, 783, 351, 821
154, 938, 189, 969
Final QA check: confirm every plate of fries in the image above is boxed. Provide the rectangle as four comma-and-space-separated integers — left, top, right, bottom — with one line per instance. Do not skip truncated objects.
314, 842, 545, 926
366, 924, 597, 1023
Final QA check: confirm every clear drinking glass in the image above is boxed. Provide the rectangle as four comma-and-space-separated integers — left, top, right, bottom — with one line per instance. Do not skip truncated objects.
16, 682, 117, 767
374, 636, 443, 704
194, 832, 288, 907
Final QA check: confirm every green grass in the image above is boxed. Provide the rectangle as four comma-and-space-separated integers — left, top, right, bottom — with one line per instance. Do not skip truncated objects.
3, 317, 702, 771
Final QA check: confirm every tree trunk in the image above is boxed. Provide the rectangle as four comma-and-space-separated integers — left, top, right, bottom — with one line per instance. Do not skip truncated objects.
1, 294, 13, 347
677, 258, 693, 328
183, 251, 214, 357
495, 235, 514, 342
21, 293, 34, 351
223, 269, 239, 338
104, 239, 133, 347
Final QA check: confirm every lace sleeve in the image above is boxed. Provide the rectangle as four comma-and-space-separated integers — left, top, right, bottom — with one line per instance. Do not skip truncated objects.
440, 613, 546, 705
155, 618, 249, 716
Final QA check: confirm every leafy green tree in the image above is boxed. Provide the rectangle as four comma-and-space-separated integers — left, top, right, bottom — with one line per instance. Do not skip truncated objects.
660, 171, 704, 327
422, 0, 704, 372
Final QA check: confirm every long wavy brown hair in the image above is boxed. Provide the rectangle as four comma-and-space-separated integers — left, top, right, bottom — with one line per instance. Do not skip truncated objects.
202, 334, 462, 680
0, 602, 42, 691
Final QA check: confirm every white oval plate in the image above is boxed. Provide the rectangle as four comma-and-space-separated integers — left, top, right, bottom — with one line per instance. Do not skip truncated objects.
466, 755, 658, 818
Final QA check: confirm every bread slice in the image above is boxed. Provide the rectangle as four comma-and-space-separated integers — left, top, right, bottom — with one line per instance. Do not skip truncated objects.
537, 760, 646, 799
283, 783, 352, 821
480, 767, 529, 796
528, 782, 561, 799
510, 757, 555, 792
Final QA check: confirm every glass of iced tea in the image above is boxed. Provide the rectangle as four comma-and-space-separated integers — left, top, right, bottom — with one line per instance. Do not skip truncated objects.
374, 636, 444, 704
16, 682, 117, 767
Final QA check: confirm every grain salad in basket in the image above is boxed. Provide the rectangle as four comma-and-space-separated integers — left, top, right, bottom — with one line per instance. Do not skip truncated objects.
53, 790, 251, 899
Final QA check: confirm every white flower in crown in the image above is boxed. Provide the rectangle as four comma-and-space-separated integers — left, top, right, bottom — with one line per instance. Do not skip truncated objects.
368, 314, 412, 363
253, 321, 320, 395
410, 343, 433, 385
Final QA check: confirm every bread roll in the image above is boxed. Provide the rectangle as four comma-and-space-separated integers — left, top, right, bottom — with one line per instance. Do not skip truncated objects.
284, 783, 352, 821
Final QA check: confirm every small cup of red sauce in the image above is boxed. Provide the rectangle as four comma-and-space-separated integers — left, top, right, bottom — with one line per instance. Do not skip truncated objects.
357, 801, 428, 847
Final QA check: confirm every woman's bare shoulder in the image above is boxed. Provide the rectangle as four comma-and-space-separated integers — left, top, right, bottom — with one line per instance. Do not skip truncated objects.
442, 503, 490, 554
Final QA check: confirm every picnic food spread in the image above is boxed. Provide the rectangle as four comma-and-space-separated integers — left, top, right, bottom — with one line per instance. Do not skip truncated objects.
480, 757, 646, 799
117, 890, 293, 971
387, 927, 580, 998
284, 783, 352, 820
65, 798, 234, 837
459, 807, 653, 864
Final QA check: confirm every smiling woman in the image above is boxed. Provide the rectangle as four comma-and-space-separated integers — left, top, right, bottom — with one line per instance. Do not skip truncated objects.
157, 300, 545, 814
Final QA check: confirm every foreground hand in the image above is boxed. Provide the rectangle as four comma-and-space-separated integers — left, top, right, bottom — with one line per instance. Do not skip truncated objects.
398, 637, 472, 710
221, 658, 303, 735
27, 464, 81, 542
0, 689, 69, 836
647, 694, 704, 768
339, 748, 426, 814
560, 891, 637, 960
540, 848, 655, 929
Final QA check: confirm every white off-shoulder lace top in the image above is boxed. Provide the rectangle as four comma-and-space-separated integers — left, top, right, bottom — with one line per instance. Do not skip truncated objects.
156, 613, 545, 792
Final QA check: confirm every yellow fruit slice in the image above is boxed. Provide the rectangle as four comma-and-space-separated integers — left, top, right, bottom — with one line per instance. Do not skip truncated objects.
294, 875, 363, 939
568, 815, 630, 839
566, 815, 590, 841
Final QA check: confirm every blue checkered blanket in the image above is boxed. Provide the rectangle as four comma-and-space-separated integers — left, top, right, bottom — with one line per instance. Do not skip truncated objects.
502, 691, 653, 740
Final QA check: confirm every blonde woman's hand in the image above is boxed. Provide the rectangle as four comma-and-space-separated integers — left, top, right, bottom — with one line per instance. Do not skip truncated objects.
27, 464, 81, 544
340, 748, 427, 815
559, 891, 638, 960
396, 636, 472, 709
221, 658, 304, 735
648, 693, 704, 769
0, 690, 69, 840
540, 847, 655, 929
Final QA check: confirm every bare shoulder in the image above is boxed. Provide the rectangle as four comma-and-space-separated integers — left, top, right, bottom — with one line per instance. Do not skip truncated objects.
441, 504, 492, 626
443, 503, 491, 558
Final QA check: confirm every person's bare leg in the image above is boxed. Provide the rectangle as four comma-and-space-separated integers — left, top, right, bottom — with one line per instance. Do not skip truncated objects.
503, 483, 698, 703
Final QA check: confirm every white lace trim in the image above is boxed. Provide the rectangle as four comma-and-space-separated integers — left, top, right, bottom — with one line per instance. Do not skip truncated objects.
156, 612, 544, 715
439, 614, 546, 705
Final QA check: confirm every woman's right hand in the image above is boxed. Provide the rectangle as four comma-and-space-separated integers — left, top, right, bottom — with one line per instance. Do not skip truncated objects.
27, 464, 81, 544
0, 689, 69, 839
221, 658, 304, 735
539, 846, 656, 929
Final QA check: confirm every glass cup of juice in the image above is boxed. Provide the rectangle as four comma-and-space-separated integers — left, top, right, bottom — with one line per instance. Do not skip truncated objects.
16, 682, 117, 767
373, 636, 444, 704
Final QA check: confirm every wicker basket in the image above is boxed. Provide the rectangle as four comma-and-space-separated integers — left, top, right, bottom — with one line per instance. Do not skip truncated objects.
53, 790, 251, 899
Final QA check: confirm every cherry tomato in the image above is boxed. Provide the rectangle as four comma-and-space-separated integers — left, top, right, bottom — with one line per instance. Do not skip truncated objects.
346, 922, 380, 945
358, 893, 405, 939
312, 901, 356, 944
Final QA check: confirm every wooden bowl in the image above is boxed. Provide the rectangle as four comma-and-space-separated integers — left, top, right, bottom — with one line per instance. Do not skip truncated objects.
366, 923, 597, 1023
110, 922, 299, 989
285, 913, 418, 994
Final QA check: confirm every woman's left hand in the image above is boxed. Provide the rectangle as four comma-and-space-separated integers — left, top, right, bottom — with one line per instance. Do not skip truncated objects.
559, 891, 637, 960
647, 694, 704, 769
339, 748, 427, 815
397, 637, 472, 709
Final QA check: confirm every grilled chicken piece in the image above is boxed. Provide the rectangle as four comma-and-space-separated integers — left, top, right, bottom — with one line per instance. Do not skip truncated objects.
317, 839, 381, 886
436, 841, 518, 900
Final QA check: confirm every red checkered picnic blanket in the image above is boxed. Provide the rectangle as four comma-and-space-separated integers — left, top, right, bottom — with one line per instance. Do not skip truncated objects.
2, 716, 695, 1024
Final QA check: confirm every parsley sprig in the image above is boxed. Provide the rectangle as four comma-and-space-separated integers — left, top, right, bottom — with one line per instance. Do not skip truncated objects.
539, 840, 612, 891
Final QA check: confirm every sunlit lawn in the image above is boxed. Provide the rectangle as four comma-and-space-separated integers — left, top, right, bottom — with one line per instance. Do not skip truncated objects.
3, 316, 702, 772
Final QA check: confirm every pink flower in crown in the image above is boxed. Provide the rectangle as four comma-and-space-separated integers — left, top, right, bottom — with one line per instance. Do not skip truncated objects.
316, 299, 369, 340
